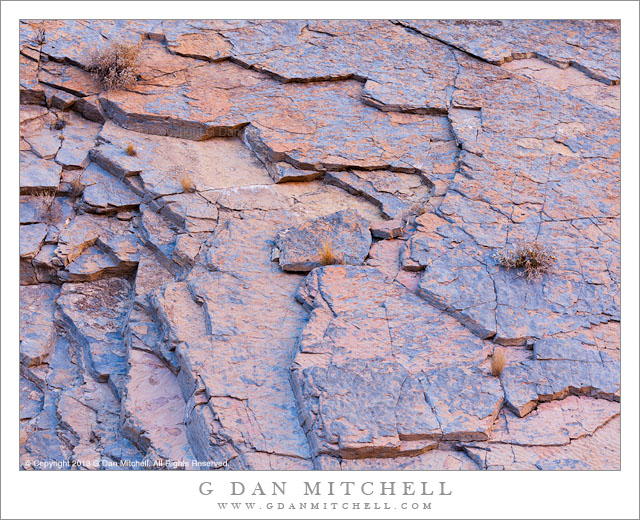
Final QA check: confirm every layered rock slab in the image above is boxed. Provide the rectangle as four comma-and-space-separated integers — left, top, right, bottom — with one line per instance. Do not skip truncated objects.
20, 284, 60, 366
56, 278, 132, 385
275, 209, 372, 272
400, 19, 620, 84
18, 18, 621, 471
401, 51, 619, 346
463, 403, 620, 470
291, 266, 499, 459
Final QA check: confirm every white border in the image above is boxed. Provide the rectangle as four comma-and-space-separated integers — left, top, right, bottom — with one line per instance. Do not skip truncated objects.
2, 2, 638, 519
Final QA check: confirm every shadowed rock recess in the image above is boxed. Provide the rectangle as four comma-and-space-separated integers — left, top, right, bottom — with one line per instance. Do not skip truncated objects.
19, 19, 620, 470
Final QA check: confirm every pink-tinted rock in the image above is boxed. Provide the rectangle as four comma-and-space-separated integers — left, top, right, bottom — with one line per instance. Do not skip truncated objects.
20, 152, 61, 193
20, 284, 59, 366
18, 19, 620, 471
401, 20, 620, 84
276, 209, 372, 272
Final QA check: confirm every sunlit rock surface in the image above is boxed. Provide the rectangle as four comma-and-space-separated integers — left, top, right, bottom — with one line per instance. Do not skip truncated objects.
19, 19, 619, 470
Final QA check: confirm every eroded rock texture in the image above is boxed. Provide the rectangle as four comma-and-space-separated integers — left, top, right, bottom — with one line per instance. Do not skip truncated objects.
19, 19, 619, 470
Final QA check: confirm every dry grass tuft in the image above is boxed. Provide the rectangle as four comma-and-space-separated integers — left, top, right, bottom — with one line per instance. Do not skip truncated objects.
400, 200, 428, 226
36, 191, 60, 224
494, 240, 556, 281
490, 347, 506, 377
69, 176, 85, 198
52, 118, 65, 131
319, 241, 343, 266
86, 42, 140, 90
34, 27, 46, 46
125, 143, 137, 156
179, 172, 195, 193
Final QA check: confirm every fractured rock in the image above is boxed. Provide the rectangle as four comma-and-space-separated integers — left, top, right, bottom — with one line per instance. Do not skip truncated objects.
500, 355, 619, 418
18, 18, 621, 471
81, 162, 142, 214
291, 265, 492, 458
20, 152, 61, 193
20, 284, 60, 366
20, 223, 49, 259
57, 278, 132, 384
420, 367, 503, 441
276, 209, 372, 272
401, 19, 620, 84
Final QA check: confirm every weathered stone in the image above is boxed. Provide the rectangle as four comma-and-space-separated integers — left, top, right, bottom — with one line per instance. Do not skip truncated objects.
98, 58, 459, 175
57, 278, 132, 383
464, 414, 620, 470
20, 377, 44, 420
291, 266, 492, 457
155, 192, 218, 233
55, 111, 103, 168
18, 19, 621, 471
20, 284, 60, 366
38, 58, 101, 97
138, 205, 179, 270
20, 54, 45, 105
61, 246, 127, 282
92, 122, 273, 197
20, 195, 42, 224
20, 152, 61, 193
533, 337, 604, 363
491, 396, 619, 446
339, 449, 479, 470
400, 20, 620, 84
276, 209, 372, 272
81, 162, 142, 213
371, 219, 405, 240
502, 58, 619, 114
22, 125, 62, 159
421, 367, 503, 441
171, 216, 316, 468
404, 53, 620, 345
54, 212, 135, 267
501, 356, 619, 418
264, 162, 323, 184
121, 349, 193, 463
32, 244, 59, 283
294, 360, 438, 458
20, 223, 48, 259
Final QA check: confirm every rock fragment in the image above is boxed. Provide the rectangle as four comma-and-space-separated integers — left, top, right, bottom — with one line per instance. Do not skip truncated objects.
276, 210, 372, 272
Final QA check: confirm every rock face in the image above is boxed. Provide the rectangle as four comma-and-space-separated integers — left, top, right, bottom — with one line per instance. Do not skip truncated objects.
19, 19, 620, 471
275, 210, 372, 272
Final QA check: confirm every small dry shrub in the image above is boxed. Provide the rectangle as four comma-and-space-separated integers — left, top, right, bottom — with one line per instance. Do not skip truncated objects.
87, 42, 140, 90
125, 143, 137, 156
319, 241, 342, 266
179, 172, 195, 193
52, 118, 65, 131
400, 200, 428, 226
69, 176, 85, 198
494, 240, 556, 280
36, 191, 60, 224
490, 347, 506, 377
34, 27, 46, 46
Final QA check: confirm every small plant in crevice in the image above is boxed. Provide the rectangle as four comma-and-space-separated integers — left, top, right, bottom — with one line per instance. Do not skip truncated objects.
36, 191, 60, 224
490, 347, 506, 377
51, 116, 66, 131
125, 143, 137, 156
179, 172, 196, 193
400, 200, 428, 227
34, 27, 46, 46
86, 42, 140, 91
494, 240, 556, 281
319, 241, 343, 266
69, 176, 85, 198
